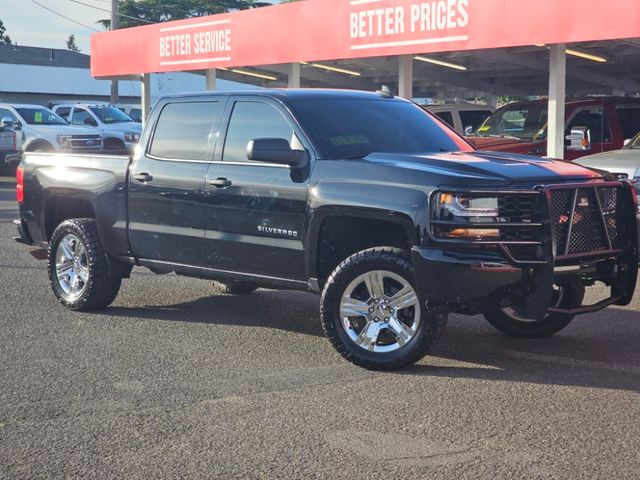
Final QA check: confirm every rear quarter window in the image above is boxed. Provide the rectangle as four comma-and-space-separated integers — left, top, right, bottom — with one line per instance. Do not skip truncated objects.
149, 101, 222, 160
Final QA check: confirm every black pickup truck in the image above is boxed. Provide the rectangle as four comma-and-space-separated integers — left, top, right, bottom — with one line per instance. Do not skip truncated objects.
14, 89, 638, 370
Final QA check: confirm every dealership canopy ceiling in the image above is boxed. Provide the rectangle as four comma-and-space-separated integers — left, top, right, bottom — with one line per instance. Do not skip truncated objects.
90, 0, 640, 99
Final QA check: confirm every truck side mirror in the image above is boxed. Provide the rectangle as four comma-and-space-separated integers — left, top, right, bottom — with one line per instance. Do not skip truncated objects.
565, 126, 591, 151
1, 117, 14, 129
623, 138, 632, 147
247, 138, 308, 168
84, 117, 98, 127
463, 125, 474, 136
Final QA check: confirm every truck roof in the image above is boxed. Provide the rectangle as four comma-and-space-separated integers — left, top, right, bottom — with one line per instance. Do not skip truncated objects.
496, 96, 640, 109
158, 88, 404, 103
0, 103, 53, 109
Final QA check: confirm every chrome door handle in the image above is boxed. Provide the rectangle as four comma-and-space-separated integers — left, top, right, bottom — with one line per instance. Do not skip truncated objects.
208, 177, 232, 188
133, 172, 153, 182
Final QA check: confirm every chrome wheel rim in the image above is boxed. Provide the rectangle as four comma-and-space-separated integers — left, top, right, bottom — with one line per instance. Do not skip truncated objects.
339, 270, 421, 353
55, 233, 89, 300
501, 285, 565, 322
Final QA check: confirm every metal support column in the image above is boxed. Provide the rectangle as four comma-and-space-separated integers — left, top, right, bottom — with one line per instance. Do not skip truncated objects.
110, 0, 119, 104
547, 44, 566, 159
206, 69, 217, 90
398, 55, 413, 100
288, 62, 301, 88
141, 73, 151, 127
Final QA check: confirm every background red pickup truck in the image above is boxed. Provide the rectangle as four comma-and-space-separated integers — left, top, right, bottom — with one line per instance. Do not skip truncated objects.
468, 97, 640, 160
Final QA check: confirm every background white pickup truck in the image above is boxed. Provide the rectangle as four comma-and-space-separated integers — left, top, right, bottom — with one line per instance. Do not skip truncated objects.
0, 104, 102, 154
53, 104, 142, 152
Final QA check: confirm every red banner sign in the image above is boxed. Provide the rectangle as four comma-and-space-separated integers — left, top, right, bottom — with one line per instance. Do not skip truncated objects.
91, 0, 640, 77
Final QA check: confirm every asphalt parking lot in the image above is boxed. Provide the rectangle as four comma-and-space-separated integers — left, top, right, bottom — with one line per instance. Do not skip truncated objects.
1, 173, 640, 479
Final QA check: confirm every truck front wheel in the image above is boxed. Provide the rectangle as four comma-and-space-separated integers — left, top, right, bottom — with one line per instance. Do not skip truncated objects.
320, 247, 447, 370
483, 284, 585, 339
48, 219, 122, 311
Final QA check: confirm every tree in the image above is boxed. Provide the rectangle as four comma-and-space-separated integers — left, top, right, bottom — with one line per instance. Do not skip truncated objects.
66, 34, 81, 52
99, 0, 273, 30
0, 19, 12, 45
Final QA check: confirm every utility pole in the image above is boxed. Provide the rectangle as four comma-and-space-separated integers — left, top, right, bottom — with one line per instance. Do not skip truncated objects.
110, 0, 119, 104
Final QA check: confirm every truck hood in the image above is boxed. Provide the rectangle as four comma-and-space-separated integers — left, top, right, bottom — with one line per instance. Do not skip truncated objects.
466, 135, 530, 150
30, 124, 99, 136
365, 150, 601, 184
102, 122, 142, 133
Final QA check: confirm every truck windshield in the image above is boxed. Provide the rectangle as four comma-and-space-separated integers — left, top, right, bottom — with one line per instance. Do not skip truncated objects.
289, 98, 473, 159
476, 103, 548, 141
90, 106, 134, 124
16, 108, 68, 126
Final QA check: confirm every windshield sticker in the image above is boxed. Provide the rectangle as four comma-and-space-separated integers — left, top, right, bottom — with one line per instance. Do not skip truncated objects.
105, 117, 113, 123
477, 125, 490, 132
329, 135, 369, 146
34, 111, 43, 123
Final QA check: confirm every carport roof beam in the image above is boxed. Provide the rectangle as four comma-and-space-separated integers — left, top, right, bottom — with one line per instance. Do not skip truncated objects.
90, 0, 640, 78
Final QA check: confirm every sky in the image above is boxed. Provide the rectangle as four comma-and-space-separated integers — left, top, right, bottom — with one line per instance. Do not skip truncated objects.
1, 0, 111, 52
1, 0, 280, 54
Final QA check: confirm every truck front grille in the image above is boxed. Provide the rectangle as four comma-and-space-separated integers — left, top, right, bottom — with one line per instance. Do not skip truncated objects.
68, 135, 102, 151
550, 186, 622, 257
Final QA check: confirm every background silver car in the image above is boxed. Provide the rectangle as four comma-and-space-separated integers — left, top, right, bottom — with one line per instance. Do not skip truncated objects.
576, 132, 640, 182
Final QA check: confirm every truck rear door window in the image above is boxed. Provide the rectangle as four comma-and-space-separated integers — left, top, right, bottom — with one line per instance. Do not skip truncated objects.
222, 101, 295, 162
149, 101, 222, 161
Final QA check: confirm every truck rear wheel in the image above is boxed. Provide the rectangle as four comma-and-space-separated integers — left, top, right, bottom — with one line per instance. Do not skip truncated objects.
483, 284, 585, 338
320, 247, 447, 371
48, 218, 122, 311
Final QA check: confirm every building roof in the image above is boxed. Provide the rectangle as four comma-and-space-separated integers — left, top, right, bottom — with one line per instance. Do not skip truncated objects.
0, 43, 90, 68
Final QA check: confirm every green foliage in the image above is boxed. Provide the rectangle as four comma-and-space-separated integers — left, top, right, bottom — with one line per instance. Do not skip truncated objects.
99, 0, 274, 29
0, 19, 12, 45
66, 34, 81, 52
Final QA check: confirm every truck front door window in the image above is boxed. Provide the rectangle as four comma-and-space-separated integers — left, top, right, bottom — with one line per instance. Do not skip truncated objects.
615, 105, 640, 140
565, 107, 610, 145
71, 109, 94, 127
223, 102, 295, 162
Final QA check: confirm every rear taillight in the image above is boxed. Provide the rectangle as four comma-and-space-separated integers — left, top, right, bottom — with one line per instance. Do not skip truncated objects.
16, 165, 24, 203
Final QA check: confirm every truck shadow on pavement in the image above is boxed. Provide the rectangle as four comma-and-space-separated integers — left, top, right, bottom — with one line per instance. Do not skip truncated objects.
106, 288, 640, 391
107, 289, 326, 338
406, 308, 640, 392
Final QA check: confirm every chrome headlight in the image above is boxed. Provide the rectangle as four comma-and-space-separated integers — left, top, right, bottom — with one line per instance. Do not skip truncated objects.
436, 193, 499, 218
433, 192, 500, 240
124, 132, 141, 143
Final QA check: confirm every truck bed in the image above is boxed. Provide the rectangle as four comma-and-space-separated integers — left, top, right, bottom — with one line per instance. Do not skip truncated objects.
18, 151, 132, 259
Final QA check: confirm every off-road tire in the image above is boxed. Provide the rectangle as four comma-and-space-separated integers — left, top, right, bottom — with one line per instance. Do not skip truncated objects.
48, 218, 122, 311
483, 284, 585, 338
320, 247, 447, 371
221, 281, 259, 295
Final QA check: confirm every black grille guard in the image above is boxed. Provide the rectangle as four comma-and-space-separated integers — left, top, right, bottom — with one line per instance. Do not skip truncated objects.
429, 180, 637, 266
